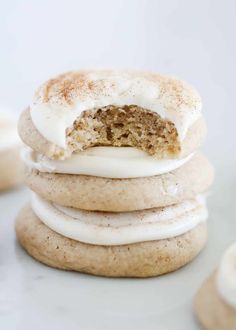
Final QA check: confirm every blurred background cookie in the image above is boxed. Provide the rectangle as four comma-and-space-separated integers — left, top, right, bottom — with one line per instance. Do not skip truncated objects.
0, 111, 23, 191
194, 243, 236, 330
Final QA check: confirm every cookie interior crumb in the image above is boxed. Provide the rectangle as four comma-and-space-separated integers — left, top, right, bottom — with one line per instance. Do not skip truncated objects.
65, 105, 180, 159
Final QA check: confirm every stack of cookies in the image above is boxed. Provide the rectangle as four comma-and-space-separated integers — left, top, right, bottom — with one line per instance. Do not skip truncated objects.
16, 70, 214, 277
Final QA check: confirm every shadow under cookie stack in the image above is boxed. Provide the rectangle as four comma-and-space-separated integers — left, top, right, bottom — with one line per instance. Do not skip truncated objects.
16, 70, 214, 277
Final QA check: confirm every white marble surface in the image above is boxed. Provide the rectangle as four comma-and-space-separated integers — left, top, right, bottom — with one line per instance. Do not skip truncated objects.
0, 160, 235, 330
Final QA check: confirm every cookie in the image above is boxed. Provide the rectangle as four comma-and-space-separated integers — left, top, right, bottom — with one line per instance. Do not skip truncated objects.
18, 70, 206, 160
195, 273, 236, 330
0, 115, 23, 191
24, 153, 214, 212
16, 203, 207, 278
0, 147, 23, 191
194, 244, 236, 329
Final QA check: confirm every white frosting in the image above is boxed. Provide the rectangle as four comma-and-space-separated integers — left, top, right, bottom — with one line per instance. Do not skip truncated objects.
0, 114, 21, 151
31, 193, 207, 246
22, 146, 193, 178
30, 70, 202, 148
217, 243, 236, 309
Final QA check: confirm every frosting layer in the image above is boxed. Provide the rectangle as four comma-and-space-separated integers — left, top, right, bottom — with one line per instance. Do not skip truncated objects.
30, 70, 202, 148
31, 193, 208, 246
22, 146, 193, 178
217, 243, 236, 309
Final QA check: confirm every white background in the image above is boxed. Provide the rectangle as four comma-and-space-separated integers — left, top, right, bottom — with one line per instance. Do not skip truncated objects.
0, 1, 236, 329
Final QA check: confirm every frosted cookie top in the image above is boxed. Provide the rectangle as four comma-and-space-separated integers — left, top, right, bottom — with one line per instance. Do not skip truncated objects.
217, 243, 236, 309
30, 70, 202, 149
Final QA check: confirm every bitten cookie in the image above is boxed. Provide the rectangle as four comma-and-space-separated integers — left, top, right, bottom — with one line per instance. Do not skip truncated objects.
18, 70, 206, 160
